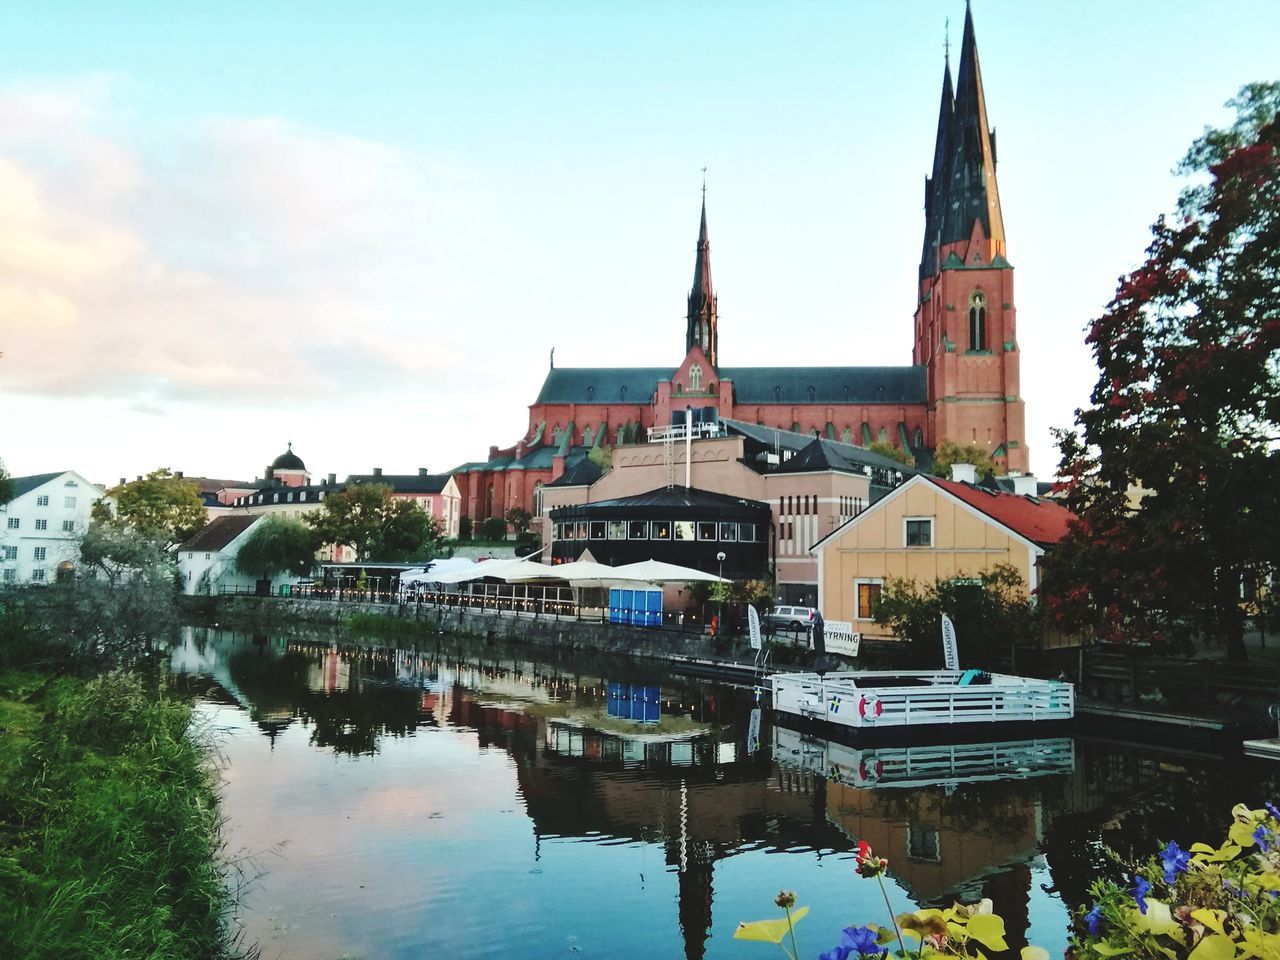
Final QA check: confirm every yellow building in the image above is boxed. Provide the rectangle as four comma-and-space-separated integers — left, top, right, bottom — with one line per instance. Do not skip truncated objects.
812, 472, 1075, 642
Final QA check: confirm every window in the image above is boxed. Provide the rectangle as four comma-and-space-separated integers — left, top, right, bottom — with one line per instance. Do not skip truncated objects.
673, 521, 695, 541
628, 520, 648, 540
908, 826, 941, 862
34, 519, 49, 531
607, 521, 628, 540
968, 290, 987, 351
6, 518, 17, 529
688, 364, 703, 391
576, 522, 588, 540
64, 496, 77, 509
62, 520, 75, 532
904, 518, 933, 547
718, 522, 737, 542
856, 579, 883, 620
738, 522, 755, 542
589, 521, 607, 540
36, 495, 49, 506
33, 547, 47, 561
2, 569, 13, 582
2, 546, 16, 559
650, 520, 671, 540
697, 521, 718, 541
287, 492, 295, 502
31, 569, 45, 582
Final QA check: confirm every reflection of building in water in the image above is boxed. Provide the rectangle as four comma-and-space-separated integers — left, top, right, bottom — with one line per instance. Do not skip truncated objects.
308, 647, 351, 694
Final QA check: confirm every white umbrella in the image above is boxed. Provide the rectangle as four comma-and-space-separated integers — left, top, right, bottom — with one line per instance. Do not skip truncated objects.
505, 559, 620, 583
401, 557, 482, 585
609, 559, 731, 584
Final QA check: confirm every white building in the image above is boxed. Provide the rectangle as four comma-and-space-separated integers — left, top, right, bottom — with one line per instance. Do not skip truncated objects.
0, 471, 104, 585
177, 515, 278, 595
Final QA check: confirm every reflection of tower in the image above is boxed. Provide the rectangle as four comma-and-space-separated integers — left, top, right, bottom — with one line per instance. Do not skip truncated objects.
981, 863, 1032, 951
670, 779, 716, 960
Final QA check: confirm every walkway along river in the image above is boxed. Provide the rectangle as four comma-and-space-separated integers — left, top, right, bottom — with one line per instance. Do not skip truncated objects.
170, 625, 1280, 960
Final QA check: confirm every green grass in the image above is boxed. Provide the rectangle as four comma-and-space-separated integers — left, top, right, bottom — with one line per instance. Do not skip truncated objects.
0, 670, 245, 960
346, 611, 437, 639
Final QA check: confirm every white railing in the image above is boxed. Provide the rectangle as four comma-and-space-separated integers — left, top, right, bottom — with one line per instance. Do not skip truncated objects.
646, 422, 725, 443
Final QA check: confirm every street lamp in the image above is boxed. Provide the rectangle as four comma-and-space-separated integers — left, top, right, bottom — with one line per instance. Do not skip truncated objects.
716, 551, 726, 638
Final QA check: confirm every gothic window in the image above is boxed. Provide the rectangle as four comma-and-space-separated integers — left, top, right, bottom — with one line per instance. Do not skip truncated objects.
583, 426, 594, 447
968, 290, 987, 351
841, 427, 852, 444
532, 482, 544, 517
878, 426, 888, 443
689, 364, 703, 391
808, 386, 816, 403
914, 427, 924, 448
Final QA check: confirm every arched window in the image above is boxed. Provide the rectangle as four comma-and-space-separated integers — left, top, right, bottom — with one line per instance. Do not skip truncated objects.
969, 290, 987, 351
583, 425, 594, 447
532, 482, 544, 517
689, 364, 703, 391
913, 427, 924, 448
619, 385, 628, 401
808, 386, 816, 403
878, 426, 888, 443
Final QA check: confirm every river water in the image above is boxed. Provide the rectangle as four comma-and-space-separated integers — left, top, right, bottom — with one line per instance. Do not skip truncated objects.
170, 626, 1279, 960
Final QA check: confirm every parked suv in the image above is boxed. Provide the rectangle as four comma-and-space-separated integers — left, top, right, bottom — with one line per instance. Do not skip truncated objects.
763, 605, 818, 633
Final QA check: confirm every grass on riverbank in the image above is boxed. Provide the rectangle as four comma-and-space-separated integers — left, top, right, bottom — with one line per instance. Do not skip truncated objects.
0, 668, 245, 960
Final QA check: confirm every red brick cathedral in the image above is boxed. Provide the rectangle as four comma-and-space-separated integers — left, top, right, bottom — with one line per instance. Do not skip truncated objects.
453, 5, 1027, 524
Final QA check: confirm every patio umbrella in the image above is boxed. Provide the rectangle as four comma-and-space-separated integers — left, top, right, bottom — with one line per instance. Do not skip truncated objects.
609, 559, 731, 584
505, 559, 621, 584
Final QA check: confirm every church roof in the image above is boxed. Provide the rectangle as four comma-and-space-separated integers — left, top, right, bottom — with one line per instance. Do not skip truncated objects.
548, 458, 604, 487
532, 365, 925, 405
271, 443, 306, 472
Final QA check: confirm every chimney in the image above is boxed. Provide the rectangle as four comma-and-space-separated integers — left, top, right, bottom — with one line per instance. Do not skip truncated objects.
119, 477, 126, 487
372, 467, 382, 478
418, 467, 429, 477
265, 466, 274, 481
327, 472, 336, 485
950, 463, 978, 485
175, 470, 184, 478
1010, 473, 1039, 497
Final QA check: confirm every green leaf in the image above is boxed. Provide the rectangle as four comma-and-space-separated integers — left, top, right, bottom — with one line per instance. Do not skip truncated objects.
1021, 948, 1050, 960
733, 906, 809, 944
1187, 934, 1235, 960
966, 914, 1009, 952
1091, 944, 1131, 957
1229, 818, 1258, 848
1191, 909, 1227, 936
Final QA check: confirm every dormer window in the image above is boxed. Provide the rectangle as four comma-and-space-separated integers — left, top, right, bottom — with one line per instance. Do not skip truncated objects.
688, 364, 703, 391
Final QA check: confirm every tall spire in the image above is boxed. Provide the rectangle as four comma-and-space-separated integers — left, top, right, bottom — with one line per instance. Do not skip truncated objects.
686, 186, 718, 368
920, 2, 1005, 281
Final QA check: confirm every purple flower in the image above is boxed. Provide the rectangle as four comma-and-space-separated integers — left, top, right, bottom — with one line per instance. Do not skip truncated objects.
1132, 875, 1151, 915
1160, 840, 1190, 883
1265, 801, 1280, 821
1084, 904, 1103, 935
1254, 824, 1273, 853
840, 926, 887, 956
818, 948, 851, 960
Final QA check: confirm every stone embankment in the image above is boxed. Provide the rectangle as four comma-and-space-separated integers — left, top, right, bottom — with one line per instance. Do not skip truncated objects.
190, 595, 725, 660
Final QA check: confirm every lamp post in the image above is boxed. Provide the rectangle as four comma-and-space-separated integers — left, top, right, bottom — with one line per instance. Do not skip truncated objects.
716, 551, 726, 638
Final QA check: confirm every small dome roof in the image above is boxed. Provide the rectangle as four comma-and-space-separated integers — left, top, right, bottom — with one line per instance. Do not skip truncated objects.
271, 443, 306, 472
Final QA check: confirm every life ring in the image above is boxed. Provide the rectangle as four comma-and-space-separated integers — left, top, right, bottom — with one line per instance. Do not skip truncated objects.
859, 756, 884, 785
858, 694, 883, 722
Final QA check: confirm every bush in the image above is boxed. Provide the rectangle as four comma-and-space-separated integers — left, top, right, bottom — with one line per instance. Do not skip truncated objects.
479, 517, 508, 541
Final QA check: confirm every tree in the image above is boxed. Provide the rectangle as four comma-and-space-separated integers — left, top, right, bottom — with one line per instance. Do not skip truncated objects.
235, 517, 316, 582
1047, 84, 1280, 662
873, 564, 1037, 668
0, 457, 11, 505
868, 440, 915, 467
304, 484, 440, 562
79, 521, 170, 588
95, 468, 206, 546
479, 516, 508, 541
930, 439, 996, 480
504, 506, 533, 535
458, 516, 473, 541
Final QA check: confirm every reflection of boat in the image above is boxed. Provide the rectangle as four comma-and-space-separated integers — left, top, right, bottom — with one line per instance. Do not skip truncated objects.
770, 670, 1074, 737
543, 717, 745, 770
774, 727, 1075, 788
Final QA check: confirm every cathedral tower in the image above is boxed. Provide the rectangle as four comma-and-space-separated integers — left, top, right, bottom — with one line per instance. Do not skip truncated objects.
913, 2, 1027, 472
686, 196, 718, 368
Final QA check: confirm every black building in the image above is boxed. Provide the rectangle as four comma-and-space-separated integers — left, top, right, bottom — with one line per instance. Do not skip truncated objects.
548, 486, 771, 581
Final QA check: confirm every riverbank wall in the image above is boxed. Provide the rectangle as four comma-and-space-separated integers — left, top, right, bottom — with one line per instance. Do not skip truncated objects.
187, 595, 729, 660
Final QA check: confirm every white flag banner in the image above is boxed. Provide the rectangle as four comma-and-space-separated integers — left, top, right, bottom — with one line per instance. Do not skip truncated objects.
941, 614, 959, 670
747, 605, 763, 651
747, 707, 762, 753
824, 620, 859, 658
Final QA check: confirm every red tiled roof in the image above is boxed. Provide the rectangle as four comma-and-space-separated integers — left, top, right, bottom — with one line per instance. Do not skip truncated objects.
926, 476, 1075, 547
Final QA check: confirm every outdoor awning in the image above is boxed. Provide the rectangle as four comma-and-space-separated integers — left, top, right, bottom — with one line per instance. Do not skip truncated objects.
505, 559, 621, 585
429, 557, 555, 584
608, 559, 730, 584
400, 557, 483, 585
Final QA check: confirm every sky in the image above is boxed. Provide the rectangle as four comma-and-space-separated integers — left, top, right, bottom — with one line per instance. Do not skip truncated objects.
0, 1, 1275, 486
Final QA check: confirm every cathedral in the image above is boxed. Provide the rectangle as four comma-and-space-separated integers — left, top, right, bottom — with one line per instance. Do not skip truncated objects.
452, 4, 1027, 525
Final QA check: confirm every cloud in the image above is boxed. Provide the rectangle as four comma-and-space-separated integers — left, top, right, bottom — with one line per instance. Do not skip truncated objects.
0, 78, 475, 405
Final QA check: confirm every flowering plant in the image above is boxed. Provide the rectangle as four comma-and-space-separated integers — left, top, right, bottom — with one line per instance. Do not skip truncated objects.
1072, 802, 1280, 959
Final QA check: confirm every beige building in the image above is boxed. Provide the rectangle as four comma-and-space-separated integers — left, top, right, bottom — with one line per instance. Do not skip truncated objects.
540, 419, 913, 603
812, 470, 1075, 642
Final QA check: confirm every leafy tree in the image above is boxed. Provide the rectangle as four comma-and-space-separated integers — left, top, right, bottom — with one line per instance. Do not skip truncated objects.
95, 468, 206, 546
504, 506, 533, 535
79, 521, 170, 587
1047, 84, 1280, 662
868, 440, 915, 467
458, 516, 473, 541
873, 564, 1037, 668
588, 445, 613, 471
930, 439, 996, 480
304, 484, 440, 562
478, 516, 508, 541
0, 457, 11, 505
235, 517, 316, 581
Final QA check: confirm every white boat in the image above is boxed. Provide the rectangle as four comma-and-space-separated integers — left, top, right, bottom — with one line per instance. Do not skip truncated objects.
772, 726, 1075, 788
769, 669, 1075, 734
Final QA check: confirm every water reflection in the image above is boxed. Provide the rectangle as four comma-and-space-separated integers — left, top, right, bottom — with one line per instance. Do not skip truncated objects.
170, 626, 1280, 960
